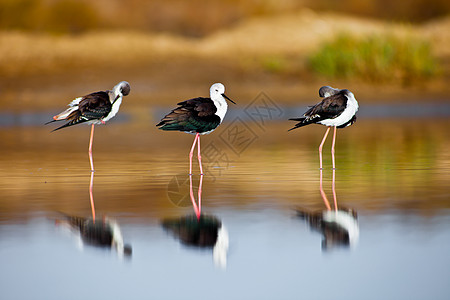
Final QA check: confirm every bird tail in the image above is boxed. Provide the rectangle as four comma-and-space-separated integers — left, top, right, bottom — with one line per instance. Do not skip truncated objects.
288, 117, 309, 131
45, 119, 58, 125
52, 106, 79, 121
50, 118, 88, 132
46, 107, 88, 131
45, 106, 76, 126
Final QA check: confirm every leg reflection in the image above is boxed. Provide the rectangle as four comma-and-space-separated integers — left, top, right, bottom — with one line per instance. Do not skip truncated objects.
320, 168, 338, 211
89, 170, 96, 221
298, 168, 359, 250
189, 174, 203, 220
319, 169, 332, 211
332, 168, 338, 211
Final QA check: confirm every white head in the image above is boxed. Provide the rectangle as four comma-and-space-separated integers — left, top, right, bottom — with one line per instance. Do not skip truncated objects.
210, 83, 225, 100
209, 83, 236, 104
112, 81, 131, 99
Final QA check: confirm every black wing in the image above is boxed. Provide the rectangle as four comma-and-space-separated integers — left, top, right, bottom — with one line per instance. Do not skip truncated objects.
157, 97, 221, 133
51, 91, 111, 131
289, 91, 348, 131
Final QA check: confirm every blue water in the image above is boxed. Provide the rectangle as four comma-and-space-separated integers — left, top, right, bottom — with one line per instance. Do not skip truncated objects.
1, 210, 449, 300
1, 103, 449, 299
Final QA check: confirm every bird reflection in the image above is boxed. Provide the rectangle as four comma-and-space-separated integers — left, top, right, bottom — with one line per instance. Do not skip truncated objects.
55, 164, 131, 257
56, 214, 132, 257
296, 169, 359, 250
162, 174, 229, 268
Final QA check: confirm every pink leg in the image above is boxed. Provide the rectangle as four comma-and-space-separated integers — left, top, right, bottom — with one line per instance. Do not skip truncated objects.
197, 135, 203, 175
89, 124, 95, 172
319, 169, 331, 211
319, 127, 331, 170
89, 170, 96, 221
198, 174, 203, 216
331, 126, 337, 170
189, 133, 200, 175
189, 175, 200, 220
332, 168, 338, 211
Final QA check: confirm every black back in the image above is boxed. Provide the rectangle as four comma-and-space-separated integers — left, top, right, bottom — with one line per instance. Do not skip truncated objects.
49, 91, 112, 131
288, 89, 349, 131
157, 97, 221, 133
162, 214, 221, 248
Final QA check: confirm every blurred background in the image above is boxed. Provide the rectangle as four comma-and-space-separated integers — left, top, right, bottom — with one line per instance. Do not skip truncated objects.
1, 2, 450, 299
0, 0, 449, 111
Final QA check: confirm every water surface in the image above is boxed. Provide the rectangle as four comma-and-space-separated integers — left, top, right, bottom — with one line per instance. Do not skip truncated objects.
0, 108, 449, 299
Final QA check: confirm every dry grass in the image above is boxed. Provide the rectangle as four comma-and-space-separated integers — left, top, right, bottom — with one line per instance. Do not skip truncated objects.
0, 9, 449, 107
2, 10, 449, 74
0, 31, 197, 75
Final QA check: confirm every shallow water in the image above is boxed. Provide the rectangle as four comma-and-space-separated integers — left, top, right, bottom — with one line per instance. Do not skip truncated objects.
1, 108, 450, 299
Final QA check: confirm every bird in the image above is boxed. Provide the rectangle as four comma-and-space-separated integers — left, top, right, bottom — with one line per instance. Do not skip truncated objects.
156, 83, 235, 175
56, 214, 132, 257
162, 214, 229, 268
289, 86, 358, 170
46, 81, 131, 172
296, 207, 359, 251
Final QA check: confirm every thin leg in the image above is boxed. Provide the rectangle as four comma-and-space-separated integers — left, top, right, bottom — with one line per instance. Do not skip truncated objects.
88, 124, 95, 172
189, 175, 200, 220
331, 126, 337, 170
189, 133, 200, 175
332, 168, 338, 211
89, 171, 96, 221
319, 127, 331, 170
198, 174, 203, 216
319, 169, 331, 211
197, 135, 204, 175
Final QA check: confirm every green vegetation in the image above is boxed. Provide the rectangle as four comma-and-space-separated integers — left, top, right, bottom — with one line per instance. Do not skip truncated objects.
307, 34, 439, 83
261, 56, 288, 73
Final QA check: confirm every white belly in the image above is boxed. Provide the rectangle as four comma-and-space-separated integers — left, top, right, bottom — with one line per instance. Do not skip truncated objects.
102, 97, 122, 122
319, 92, 358, 127
319, 106, 356, 126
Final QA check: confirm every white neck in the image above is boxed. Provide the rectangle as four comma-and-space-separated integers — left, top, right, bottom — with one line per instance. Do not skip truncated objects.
211, 94, 228, 122
346, 91, 359, 111
102, 90, 123, 122
213, 225, 229, 269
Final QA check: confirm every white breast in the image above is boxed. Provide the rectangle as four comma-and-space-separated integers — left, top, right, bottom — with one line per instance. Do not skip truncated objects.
323, 210, 359, 246
213, 225, 229, 269
319, 92, 359, 127
102, 97, 122, 122
213, 96, 228, 122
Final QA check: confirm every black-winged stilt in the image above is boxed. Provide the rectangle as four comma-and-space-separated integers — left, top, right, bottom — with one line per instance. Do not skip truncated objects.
296, 169, 359, 250
296, 206, 359, 250
56, 214, 132, 257
46, 81, 130, 172
156, 83, 235, 175
162, 214, 229, 268
289, 86, 359, 169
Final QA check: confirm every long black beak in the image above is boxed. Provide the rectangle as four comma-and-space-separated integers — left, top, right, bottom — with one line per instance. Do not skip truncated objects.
112, 94, 120, 105
222, 93, 236, 105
